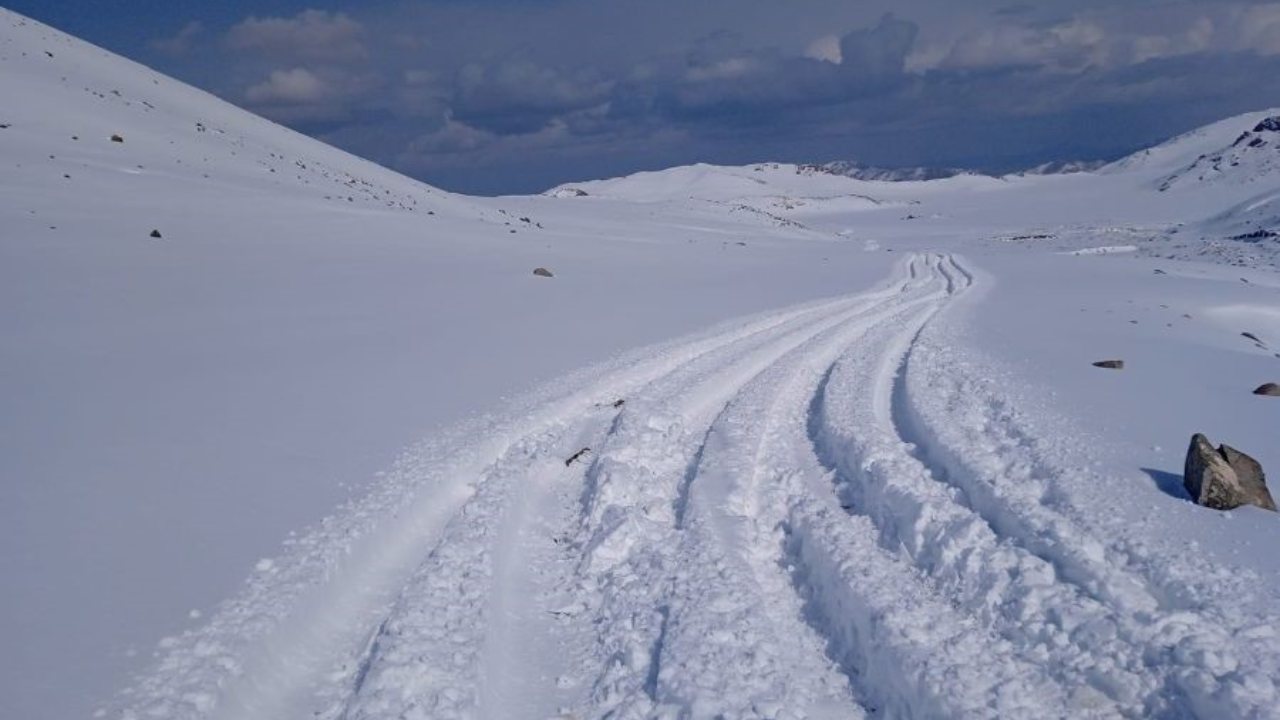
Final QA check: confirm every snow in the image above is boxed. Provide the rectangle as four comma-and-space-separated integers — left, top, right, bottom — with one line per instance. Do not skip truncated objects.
3, 7, 1280, 720
0, 11, 888, 720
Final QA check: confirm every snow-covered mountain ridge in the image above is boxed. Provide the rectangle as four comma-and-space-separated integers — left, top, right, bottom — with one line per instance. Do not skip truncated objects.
548, 107, 1280, 268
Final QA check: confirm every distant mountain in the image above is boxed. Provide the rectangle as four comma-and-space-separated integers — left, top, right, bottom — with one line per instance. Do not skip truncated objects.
795, 158, 1106, 182
1016, 159, 1108, 176
794, 161, 970, 182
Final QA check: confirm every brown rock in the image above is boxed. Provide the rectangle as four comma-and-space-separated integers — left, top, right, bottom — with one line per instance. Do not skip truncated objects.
1183, 434, 1276, 511
1253, 383, 1280, 397
1092, 360, 1125, 370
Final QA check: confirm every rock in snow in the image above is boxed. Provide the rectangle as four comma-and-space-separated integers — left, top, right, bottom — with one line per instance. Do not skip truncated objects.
1254, 382, 1280, 396
1092, 359, 1125, 369
532, 267, 554, 277
1184, 433, 1276, 511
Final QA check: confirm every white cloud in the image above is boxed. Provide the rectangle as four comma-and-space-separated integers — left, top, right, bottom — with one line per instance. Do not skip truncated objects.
685, 57, 756, 82
228, 10, 367, 63
934, 21, 1107, 72
804, 35, 843, 64
1235, 4, 1280, 55
246, 68, 331, 104
918, 3, 1280, 74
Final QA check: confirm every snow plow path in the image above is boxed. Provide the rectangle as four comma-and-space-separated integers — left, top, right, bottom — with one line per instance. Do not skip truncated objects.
116, 253, 1280, 720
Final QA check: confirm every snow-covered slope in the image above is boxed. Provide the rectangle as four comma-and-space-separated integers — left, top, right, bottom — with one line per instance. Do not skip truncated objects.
1159, 115, 1280, 191
1103, 109, 1280, 178
6, 7, 1280, 720
0, 10, 892, 720
0, 14, 486, 220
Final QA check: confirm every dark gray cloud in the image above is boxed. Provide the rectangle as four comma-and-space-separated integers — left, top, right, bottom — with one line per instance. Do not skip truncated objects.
130, 0, 1280, 193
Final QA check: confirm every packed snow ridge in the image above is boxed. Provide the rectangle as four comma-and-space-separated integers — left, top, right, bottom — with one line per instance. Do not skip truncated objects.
4, 7, 1280, 720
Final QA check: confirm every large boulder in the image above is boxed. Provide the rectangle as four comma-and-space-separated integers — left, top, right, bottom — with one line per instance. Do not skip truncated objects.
1183, 434, 1276, 511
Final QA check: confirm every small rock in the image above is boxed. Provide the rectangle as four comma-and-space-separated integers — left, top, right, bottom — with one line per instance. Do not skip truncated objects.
149, 229, 162, 239
565, 447, 591, 467
532, 267, 554, 278
1184, 434, 1276, 511
1242, 332, 1264, 345
1092, 360, 1125, 370
1253, 383, 1280, 397
111, 134, 124, 143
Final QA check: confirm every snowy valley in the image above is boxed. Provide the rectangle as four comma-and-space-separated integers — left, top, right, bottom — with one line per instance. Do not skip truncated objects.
2, 7, 1280, 720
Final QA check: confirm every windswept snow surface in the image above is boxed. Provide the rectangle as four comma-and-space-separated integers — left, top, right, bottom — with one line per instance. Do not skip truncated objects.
5, 8, 1280, 720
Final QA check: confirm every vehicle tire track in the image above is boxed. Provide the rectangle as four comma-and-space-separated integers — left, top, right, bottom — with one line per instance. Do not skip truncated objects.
655, 254, 1066, 718
336, 257, 934, 720
114, 263, 918, 720
813, 254, 1280, 717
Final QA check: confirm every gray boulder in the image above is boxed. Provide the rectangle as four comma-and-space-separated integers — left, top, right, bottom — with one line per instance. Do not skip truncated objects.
1183, 434, 1276, 511
532, 267, 554, 278
1092, 360, 1125, 370
1253, 382, 1280, 396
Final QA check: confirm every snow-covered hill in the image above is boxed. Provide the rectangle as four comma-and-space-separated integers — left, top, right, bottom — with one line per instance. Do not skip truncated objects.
1159, 115, 1280, 191
4, 7, 1280, 720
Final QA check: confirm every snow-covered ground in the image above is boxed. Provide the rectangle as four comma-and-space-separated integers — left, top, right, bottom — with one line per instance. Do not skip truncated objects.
3, 8, 1279, 720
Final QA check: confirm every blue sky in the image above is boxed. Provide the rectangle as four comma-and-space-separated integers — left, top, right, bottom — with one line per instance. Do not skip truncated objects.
10, 1, 1280, 194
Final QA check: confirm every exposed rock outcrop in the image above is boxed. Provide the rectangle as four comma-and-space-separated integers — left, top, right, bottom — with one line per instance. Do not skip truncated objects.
1254, 116, 1280, 133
